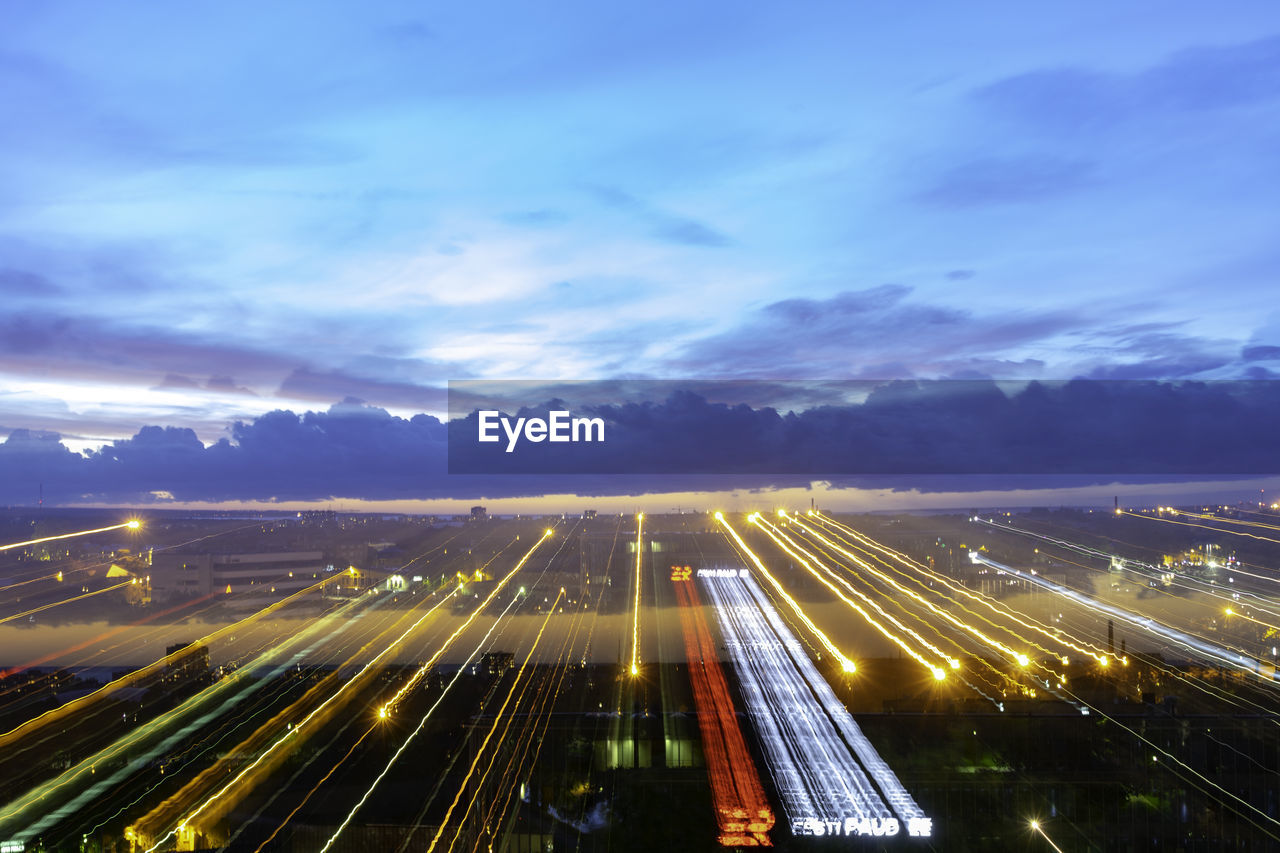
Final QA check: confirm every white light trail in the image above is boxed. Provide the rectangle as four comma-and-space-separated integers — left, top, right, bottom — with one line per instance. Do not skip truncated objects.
969, 552, 1280, 684
703, 572, 931, 839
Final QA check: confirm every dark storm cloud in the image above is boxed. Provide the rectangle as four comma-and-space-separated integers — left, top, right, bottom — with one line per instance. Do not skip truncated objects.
449, 381, 1280, 477
3, 380, 1277, 505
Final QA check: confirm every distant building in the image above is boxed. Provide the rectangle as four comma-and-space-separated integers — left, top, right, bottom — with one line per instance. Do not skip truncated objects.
470, 505, 488, 521
151, 551, 326, 608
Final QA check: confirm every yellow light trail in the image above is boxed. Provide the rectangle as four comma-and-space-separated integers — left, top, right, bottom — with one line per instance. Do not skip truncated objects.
1174, 509, 1280, 534
1122, 509, 1280, 546
474, 586, 591, 849
0, 579, 134, 625
753, 514, 952, 678
0, 573, 345, 752
630, 512, 644, 677
716, 512, 858, 675
378, 529, 552, 717
140, 584, 466, 852
1224, 606, 1277, 631
0, 519, 139, 552
318, 587, 531, 853
0, 591, 382, 831
1029, 819, 1066, 853
804, 513, 1066, 664
812, 512, 1116, 667
781, 511, 1037, 670
429, 589, 566, 853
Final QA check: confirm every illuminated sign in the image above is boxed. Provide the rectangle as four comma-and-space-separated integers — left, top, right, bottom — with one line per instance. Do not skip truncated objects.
697, 568, 749, 578
670, 565, 692, 581
793, 816, 932, 837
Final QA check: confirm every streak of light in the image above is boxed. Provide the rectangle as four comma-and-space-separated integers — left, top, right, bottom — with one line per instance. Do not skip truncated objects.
429, 589, 566, 852
0, 519, 139, 552
812, 512, 1115, 666
0, 579, 134, 625
1174, 508, 1280, 534
704, 571, 930, 839
378, 529, 551, 717
1225, 606, 1276, 631
630, 512, 644, 676
0, 573, 345, 752
1120, 509, 1280, 547
782, 512, 1036, 669
250, 726, 376, 853
138, 584, 465, 852
1055, 682, 1280, 841
1029, 819, 1067, 853
318, 590, 528, 853
977, 516, 1280, 625
675, 579, 775, 846
753, 514, 950, 679
969, 552, 1280, 684
0, 589, 385, 838
715, 513, 856, 674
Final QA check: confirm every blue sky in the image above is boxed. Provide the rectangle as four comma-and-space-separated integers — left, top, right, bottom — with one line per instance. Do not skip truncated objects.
2, 2, 1280, 506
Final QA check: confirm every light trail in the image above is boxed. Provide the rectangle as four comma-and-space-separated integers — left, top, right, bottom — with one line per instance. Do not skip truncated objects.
630, 512, 644, 677
467, 523, 618, 853
675, 579, 775, 846
429, 589, 565, 853
811, 512, 1115, 666
0, 587, 389, 840
0, 579, 135, 625
0, 519, 140, 552
1029, 819, 1067, 853
1120, 508, 1280, 547
703, 571, 931, 839
0, 572, 345, 753
781, 512, 1038, 668
976, 516, 1280, 625
378, 529, 552, 717
1053, 682, 1280, 842
1171, 508, 1280, 534
137, 582, 468, 851
778, 513, 1045, 692
319, 589, 529, 853
969, 552, 1280, 684
752, 514, 952, 679
716, 513, 857, 674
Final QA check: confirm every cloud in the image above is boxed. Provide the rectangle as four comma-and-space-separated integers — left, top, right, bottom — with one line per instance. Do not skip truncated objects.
975, 35, 1280, 134
0, 268, 61, 297
277, 367, 448, 411
674, 285, 1079, 378
919, 155, 1098, 207
3, 382, 1275, 505
1243, 345, 1280, 362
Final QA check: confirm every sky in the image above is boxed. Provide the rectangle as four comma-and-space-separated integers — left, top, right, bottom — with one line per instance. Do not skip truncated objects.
2, 2, 1279, 508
